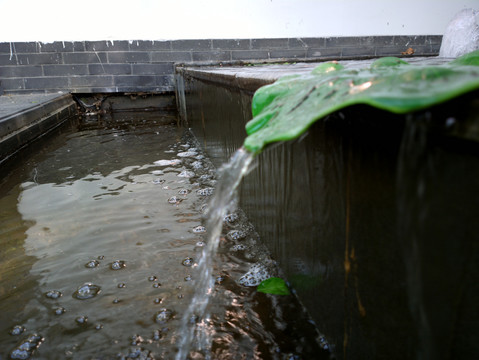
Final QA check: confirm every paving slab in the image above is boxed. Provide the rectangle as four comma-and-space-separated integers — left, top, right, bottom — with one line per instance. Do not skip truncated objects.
178, 57, 449, 92
0, 93, 67, 120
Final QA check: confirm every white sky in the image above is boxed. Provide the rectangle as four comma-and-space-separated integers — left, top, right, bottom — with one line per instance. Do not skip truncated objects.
0, 0, 477, 42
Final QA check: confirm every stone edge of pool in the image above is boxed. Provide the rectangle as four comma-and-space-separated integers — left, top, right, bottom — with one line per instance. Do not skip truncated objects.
0, 93, 77, 165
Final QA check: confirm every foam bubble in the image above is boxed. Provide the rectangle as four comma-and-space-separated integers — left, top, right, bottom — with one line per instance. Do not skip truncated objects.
168, 196, 182, 204
110, 260, 126, 270
178, 170, 195, 178
154, 308, 173, 324
45, 290, 62, 299
231, 244, 246, 252
238, 263, 272, 287
177, 151, 198, 158
227, 230, 246, 241
224, 213, 239, 224
154, 159, 180, 166
9, 325, 25, 336
73, 283, 101, 300
196, 188, 214, 196
182, 257, 194, 267
84, 260, 99, 268
192, 225, 206, 233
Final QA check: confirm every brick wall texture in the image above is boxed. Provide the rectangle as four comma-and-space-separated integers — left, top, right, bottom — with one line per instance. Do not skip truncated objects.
0, 36, 442, 94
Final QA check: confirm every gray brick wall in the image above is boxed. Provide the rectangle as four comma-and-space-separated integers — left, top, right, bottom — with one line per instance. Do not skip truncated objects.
0, 36, 442, 94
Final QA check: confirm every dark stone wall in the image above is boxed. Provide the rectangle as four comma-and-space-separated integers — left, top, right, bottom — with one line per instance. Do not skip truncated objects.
179, 69, 479, 359
0, 36, 442, 94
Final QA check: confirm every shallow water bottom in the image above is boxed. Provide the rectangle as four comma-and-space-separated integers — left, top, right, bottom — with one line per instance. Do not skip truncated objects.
0, 112, 327, 359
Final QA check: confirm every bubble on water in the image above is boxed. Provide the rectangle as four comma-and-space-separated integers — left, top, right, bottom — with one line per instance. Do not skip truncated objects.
177, 294, 184, 299
118, 283, 126, 288
73, 283, 101, 300
154, 159, 180, 166
192, 225, 206, 233
95, 323, 103, 330
196, 188, 214, 196
178, 189, 189, 195
227, 230, 246, 241
168, 196, 182, 204
84, 260, 99, 268
231, 244, 247, 252
10, 348, 30, 359
182, 257, 194, 267
191, 161, 203, 169
224, 213, 239, 224
178, 170, 195, 178
113, 298, 121, 304
131, 334, 144, 346
54, 307, 66, 315
184, 275, 192, 281
97, 255, 105, 260
9, 334, 43, 359
148, 275, 158, 282
153, 282, 161, 288
198, 175, 211, 183
152, 178, 165, 185
153, 329, 162, 341
154, 308, 173, 324
111, 260, 126, 270
122, 348, 152, 359
75, 316, 88, 325
238, 263, 272, 287
196, 241, 205, 247
45, 290, 62, 299
154, 297, 162, 304
10, 325, 25, 336
177, 151, 198, 158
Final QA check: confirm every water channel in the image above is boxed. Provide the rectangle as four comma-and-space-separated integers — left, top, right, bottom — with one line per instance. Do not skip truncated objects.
0, 112, 327, 359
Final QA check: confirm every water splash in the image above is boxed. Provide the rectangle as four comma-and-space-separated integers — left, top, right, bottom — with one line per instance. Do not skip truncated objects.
439, 8, 479, 58
175, 147, 253, 360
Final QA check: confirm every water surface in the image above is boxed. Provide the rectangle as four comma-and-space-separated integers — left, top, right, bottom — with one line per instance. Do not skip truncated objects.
0, 112, 326, 359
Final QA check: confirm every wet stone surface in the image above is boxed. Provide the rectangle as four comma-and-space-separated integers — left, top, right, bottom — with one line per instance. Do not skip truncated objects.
0, 116, 329, 359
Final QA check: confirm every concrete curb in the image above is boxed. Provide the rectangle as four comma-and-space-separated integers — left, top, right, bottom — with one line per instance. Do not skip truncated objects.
0, 93, 77, 164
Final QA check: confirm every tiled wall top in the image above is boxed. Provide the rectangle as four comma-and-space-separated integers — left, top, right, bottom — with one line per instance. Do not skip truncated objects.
0, 36, 442, 94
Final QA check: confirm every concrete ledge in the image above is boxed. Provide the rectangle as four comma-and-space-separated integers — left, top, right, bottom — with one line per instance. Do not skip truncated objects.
0, 93, 77, 164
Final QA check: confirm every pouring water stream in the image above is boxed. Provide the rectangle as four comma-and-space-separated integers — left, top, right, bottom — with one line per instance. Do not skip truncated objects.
176, 147, 254, 359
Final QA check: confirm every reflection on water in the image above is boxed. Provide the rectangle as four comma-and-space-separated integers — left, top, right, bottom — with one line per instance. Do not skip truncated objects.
0, 113, 326, 359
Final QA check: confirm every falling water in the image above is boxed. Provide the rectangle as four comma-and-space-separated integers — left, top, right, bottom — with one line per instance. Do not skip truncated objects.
176, 147, 254, 359
439, 8, 479, 57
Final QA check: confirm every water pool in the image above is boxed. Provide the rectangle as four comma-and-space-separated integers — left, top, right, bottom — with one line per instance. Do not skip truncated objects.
0, 112, 327, 359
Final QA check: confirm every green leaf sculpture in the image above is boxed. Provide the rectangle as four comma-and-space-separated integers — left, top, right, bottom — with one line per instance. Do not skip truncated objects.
257, 277, 291, 295
244, 50, 479, 154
